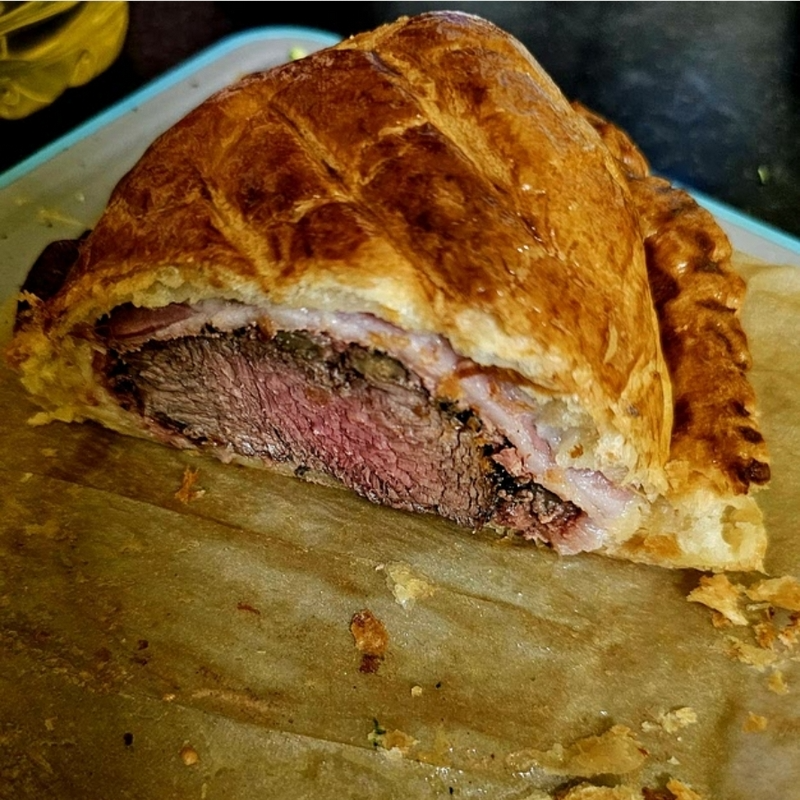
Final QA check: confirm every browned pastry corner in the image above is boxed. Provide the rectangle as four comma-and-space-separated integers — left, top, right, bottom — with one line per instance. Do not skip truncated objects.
575, 103, 770, 497
7, 11, 769, 571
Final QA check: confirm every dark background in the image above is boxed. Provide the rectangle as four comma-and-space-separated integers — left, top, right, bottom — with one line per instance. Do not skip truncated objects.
3, 1, 800, 239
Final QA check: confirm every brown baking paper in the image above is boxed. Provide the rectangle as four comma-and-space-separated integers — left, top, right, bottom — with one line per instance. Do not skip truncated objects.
0, 257, 798, 799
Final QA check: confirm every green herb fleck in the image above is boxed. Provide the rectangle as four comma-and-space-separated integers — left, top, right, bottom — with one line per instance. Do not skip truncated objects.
368, 718, 387, 748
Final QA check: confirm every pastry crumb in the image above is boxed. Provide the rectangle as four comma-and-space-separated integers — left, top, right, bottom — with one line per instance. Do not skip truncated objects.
650, 707, 697, 734
350, 609, 389, 674
384, 562, 436, 609
180, 744, 200, 765
174, 466, 205, 504
753, 617, 777, 650
745, 576, 800, 612
557, 783, 640, 800
368, 719, 417, 756
778, 613, 800, 649
506, 724, 647, 777
767, 670, 789, 695
687, 574, 747, 625
693, 573, 800, 674
696, 572, 800, 677
742, 712, 768, 733
724, 635, 778, 671
665, 778, 705, 800
411, 684, 423, 698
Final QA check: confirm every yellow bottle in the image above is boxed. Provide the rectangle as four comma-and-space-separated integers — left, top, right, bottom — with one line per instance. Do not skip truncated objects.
0, 1, 128, 120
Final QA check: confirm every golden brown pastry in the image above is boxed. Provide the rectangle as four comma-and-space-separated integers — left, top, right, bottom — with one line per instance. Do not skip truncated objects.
7, 11, 769, 570
575, 102, 770, 565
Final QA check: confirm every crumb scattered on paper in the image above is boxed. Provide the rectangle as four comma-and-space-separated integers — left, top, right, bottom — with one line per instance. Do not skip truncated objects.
641, 707, 697, 734
747, 576, 800, 612
753, 615, 777, 650
778, 613, 800, 648
767, 670, 789, 695
368, 719, 417, 758
175, 467, 205, 504
742, 713, 768, 733
557, 784, 641, 800
687, 574, 747, 625
690, 573, 800, 677
180, 744, 200, 765
383, 562, 436, 609
724, 635, 779, 671
506, 725, 647, 777
665, 778, 706, 800
411, 685, 423, 698
350, 609, 389, 674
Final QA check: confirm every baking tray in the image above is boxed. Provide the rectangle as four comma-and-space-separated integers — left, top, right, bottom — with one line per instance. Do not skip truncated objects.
2, 27, 800, 800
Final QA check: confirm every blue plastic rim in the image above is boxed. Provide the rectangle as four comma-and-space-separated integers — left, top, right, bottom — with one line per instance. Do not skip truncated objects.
685, 186, 800, 258
0, 26, 341, 190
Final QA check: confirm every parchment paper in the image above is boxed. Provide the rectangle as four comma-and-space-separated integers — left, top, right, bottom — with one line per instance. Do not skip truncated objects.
0, 256, 798, 800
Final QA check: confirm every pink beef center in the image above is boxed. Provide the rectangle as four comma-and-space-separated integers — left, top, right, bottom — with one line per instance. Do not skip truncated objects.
104, 326, 581, 541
